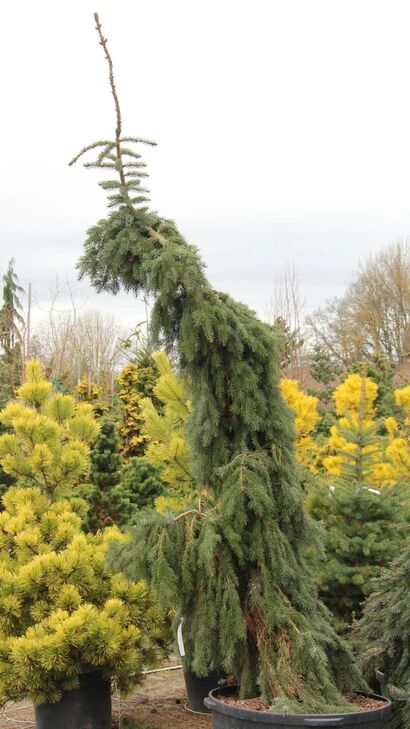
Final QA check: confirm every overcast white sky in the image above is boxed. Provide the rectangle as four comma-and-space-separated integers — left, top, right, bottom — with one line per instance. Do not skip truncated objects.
1, 0, 410, 331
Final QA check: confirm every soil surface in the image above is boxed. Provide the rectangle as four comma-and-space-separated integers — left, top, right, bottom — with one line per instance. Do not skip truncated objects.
344, 693, 388, 711
0, 665, 212, 729
217, 692, 388, 714
218, 694, 269, 711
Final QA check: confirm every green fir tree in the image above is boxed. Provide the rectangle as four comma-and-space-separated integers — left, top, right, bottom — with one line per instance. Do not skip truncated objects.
111, 458, 165, 525
271, 316, 304, 371
307, 346, 341, 437
309, 406, 408, 629
69, 15, 365, 712
348, 355, 397, 420
0, 259, 25, 409
309, 479, 407, 630
85, 421, 165, 527
90, 421, 122, 490
87, 420, 122, 529
310, 346, 342, 393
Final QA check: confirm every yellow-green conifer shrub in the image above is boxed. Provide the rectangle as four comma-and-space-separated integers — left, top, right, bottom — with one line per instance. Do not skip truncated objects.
280, 378, 320, 472
0, 486, 165, 705
318, 376, 410, 488
139, 351, 196, 512
0, 360, 100, 499
308, 373, 409, 628
75, 376, 109, 419
322, 374, 386, 485
116, 364, 151, 458
381, 384, 410, 483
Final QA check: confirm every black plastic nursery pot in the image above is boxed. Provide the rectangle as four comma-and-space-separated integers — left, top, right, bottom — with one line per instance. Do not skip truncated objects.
34, 670, 112, 729
204, 685, 392, 729
183, 668, 223, 714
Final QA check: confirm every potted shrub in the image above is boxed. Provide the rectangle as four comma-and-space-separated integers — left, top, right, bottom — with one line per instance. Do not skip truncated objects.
0, 362, 167, 728
71, 14, 392, 726
0, 486, 166, 729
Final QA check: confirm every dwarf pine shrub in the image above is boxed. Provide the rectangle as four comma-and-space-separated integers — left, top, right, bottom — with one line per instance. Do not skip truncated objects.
0, 486, 166, 705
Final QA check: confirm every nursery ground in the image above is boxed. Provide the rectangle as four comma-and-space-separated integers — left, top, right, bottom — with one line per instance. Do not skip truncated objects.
0, 664, 212, 729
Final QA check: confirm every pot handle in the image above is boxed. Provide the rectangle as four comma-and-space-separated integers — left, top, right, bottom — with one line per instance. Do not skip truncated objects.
203, 697, 214, 710
303, 720, 344, 726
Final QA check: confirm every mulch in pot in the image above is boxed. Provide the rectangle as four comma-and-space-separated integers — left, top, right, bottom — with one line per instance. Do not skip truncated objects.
216, 693, 388, 713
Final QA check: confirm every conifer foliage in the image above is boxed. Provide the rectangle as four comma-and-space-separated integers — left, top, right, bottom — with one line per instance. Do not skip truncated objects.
75, 376, 109, 419
111, 458, 164, 524
280, 378, 320, 471
307, 346, 341, 436
310, 481, 406, 629
383, 384, 410, 483
309, 374, 408, 628
71, 15, 365, 712
87, 419, 122, 529
0, 259, 25, 409
355, 544, 410, 728
86, 419, 165, 527
0, 360, 99, 499
90, 420, 122, 492
116, 361, 157, 458
0, 259, 24, 356
139, 350, 194, 506
0, 487, 165, 705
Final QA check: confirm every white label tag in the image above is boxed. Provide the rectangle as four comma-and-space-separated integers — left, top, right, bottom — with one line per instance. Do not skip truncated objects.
177, 620, 185, 657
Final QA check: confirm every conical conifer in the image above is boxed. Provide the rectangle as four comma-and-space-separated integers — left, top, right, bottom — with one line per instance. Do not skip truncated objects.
90, 420, 122, 491
0, 259, 25, 408
0, 360, 99, 500
116, 360, 158, 458
310, 375, 408, 628
87, 420, 122, 529
111, 458, 165, 523
309, 481, 407, 630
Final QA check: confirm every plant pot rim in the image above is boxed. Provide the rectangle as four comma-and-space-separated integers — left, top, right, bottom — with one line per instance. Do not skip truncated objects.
204, 685, 392, 725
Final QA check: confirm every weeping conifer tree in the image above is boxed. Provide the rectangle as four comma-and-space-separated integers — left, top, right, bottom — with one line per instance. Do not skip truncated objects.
70, 14, 365, 712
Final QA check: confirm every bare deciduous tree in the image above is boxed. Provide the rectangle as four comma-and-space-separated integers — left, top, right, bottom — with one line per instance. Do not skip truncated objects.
265, 263, 307, 379
32, 282, 127, 392
307, 241, 410, 365
75, 310, 125, 390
